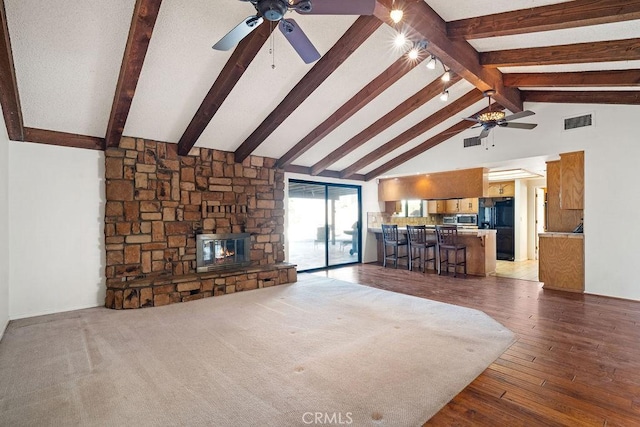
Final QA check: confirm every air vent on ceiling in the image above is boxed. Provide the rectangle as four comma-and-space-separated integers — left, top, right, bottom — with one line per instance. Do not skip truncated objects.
564, 113, 593, 131
463, 137, 481, 147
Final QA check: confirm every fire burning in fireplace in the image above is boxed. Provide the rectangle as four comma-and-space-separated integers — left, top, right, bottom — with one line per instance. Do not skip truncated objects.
196, 233, 250, 272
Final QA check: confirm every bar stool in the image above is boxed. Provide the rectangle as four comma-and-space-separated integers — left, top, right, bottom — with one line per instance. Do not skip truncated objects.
407, 225, 437, 273
381, 224, 408, 269
435, 225, 467, 277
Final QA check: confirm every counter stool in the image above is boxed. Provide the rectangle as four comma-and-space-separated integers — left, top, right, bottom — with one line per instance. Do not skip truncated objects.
407, 225, 437, 273
382, 224, 408, 269
435, 225, 467, 277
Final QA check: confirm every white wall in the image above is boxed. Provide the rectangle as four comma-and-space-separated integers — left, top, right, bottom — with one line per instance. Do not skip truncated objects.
284, 173, 381, 265
514, 180, 528, 262
526, 178, 546, 260
0, 112, 9, 339
384, 102, 640, 301
8, 142, 105, 319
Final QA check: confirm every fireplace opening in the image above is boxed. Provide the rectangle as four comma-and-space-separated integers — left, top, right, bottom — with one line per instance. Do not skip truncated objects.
196, 233, 251, 272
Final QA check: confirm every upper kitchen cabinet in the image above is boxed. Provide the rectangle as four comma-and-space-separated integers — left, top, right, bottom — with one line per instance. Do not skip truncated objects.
546, 159, 583, 232
427, 200, 446, 214
445, 199, 460, 213
459, 198, 479, 214
486, 181, 515, 198
560, 151, 584, 210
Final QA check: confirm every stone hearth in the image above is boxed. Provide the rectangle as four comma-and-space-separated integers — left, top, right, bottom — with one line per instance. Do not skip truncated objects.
104, 137, 293, 309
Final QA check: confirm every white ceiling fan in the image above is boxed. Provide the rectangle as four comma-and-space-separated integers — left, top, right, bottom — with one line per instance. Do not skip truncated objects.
213, 0, 376, 64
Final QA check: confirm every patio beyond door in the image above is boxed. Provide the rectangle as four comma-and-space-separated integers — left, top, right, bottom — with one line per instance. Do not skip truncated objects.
287, 180, 361, 272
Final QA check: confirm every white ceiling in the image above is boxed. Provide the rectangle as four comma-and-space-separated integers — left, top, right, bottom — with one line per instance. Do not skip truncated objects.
4, 0, 639, 179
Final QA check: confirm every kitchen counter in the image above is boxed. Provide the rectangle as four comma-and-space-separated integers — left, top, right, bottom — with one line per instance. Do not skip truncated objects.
368, 227, 496, 276
539, 232, 584, 239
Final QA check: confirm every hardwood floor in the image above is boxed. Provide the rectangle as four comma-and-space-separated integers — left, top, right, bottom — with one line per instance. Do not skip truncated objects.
314, 264, 640, 426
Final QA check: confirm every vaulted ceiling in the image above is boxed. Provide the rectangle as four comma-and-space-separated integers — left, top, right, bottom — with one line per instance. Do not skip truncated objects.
1, 0, 639, 181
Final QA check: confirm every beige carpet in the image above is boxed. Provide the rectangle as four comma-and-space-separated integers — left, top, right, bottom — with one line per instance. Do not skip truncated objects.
0, 274, 514, 426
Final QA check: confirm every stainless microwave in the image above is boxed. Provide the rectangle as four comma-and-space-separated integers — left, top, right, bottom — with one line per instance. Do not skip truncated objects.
443, 215, 457, 225
456, 214, 477, 226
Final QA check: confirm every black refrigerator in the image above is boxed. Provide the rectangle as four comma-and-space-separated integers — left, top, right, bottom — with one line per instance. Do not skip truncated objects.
479, 197, 515, 261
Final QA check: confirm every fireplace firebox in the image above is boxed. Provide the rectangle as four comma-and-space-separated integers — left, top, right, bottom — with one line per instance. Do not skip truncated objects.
196, 233, 251, 272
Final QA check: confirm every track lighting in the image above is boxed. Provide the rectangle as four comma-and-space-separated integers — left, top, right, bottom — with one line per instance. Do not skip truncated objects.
426, 55, 436, 70
408, 47, 419, 60
440, 90, 449, 102
441, 69, 451, 82
390, 9, 403, 24
394, 32, 407, 48
390, 0, 403, 24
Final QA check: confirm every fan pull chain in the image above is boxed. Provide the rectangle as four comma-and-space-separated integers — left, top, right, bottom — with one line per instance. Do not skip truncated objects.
269, 21, 276, 69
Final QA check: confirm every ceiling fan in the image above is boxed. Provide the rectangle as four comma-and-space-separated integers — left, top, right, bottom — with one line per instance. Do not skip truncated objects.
465, 90, 538, 139
213, 0, 376, 64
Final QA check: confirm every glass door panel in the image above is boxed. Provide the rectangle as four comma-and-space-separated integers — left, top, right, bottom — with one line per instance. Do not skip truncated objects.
328, 186, 359, 267
287, 182, 326, 271
287, 180, 361, 272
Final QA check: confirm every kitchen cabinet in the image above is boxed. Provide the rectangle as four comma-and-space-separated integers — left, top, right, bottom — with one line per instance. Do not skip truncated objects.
486, 181, 515, 197
445, 199, 460, 213
560, 151, 584, 209
546, 160, 583, 232
459, 198, 478, 213
427, 200, 445, 214
539, 233, 584, 292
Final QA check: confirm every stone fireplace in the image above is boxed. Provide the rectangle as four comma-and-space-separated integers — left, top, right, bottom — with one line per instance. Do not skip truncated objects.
196, 233, 251, 272
103, 137, 296, 309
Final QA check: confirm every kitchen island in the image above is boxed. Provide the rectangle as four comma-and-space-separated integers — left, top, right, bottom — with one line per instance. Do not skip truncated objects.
369, 227, 497, 276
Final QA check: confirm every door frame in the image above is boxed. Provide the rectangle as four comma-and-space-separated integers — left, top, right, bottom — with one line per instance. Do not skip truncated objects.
287, 179, 362, 272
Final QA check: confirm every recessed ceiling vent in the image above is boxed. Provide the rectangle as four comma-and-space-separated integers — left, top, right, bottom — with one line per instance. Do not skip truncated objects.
564, 113, 593, 131
463, 137, 481, 147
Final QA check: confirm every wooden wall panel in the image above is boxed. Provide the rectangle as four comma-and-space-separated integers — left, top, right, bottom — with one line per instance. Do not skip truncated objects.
378, 168, 487, 201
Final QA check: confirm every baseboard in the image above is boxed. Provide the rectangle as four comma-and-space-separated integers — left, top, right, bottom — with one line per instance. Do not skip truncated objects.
9, 303, 102, 321
0, 317, 8, 342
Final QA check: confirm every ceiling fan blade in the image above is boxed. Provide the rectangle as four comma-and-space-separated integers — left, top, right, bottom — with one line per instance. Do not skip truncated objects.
501, 122, 538, 130
296, 0, 376, 15
503, 110, 535, 122
213, 15, 263, 51
479, 127, 491, 139
279, 19, 321, 64
464, 117, 482, 123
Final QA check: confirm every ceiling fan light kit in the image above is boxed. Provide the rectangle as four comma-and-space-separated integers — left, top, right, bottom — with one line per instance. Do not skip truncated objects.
213, 0, 376, 63
464, 90, 538, 139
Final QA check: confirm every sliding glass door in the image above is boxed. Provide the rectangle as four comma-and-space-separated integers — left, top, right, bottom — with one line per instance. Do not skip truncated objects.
288, 180, 361, 272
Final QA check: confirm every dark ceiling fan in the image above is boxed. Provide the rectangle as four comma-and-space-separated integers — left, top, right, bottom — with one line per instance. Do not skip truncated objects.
213, 0, 376, 64
465, 90, 538, 139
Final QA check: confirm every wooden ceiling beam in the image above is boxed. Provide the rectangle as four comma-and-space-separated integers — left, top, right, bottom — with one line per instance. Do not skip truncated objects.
24, 128, 105, 151
105, 0, 163, 149
177, 23, 274, 156
364, 104, 502, 181
504, 70, 640, 87
341, 89, 484, 179
234, 15, 382, 164
276, 54, 422, 169
310, 73, 461, 176
0, 0, 23, 141
284, 164, 365, 181
522, 90, 640, 105
447, 0, 640, 40
481, 38, 640, 68
374, 0, 522, 113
